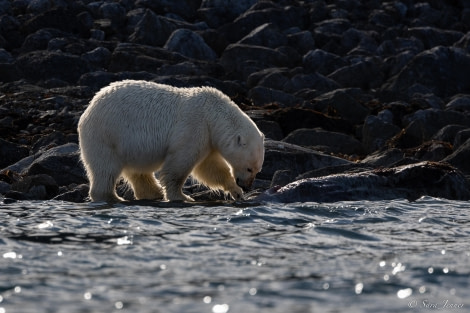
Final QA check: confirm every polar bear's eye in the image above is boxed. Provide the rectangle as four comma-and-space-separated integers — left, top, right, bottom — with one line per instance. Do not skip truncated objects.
247, 168, 253, 173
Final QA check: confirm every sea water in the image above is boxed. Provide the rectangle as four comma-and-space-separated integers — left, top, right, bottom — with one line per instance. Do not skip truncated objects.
0, 197, 468, 313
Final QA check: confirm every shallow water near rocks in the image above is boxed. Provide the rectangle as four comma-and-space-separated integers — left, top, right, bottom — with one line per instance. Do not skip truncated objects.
0, 197, 469, 313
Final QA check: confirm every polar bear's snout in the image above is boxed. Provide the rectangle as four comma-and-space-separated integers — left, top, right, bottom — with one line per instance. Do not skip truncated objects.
236, 176, 255, 191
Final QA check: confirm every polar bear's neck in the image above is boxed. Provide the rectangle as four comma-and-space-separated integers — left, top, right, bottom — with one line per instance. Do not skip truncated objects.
197, 88, 254, 151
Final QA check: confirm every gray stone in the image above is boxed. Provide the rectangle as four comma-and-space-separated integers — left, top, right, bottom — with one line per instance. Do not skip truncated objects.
24, 143, 87, 186
164, 29, 217, 60
238, 23, 287, 48
282, 128, 364, 156
256, 161, 470, 202
302, 49, 347, 76
443, 138, 470, 174
0, 139, 29, 168
446, 95, 470, 112
380, 46, 470, 100
313, 88, 370, 125
362, 115, 401, 153
260, 139, 351, 180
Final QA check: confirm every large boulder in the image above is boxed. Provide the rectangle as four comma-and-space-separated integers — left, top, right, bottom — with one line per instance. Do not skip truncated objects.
24, 143, 87, 186
380, 46, 470, 100
282, 128, 364, 156
0, 139, 29, 169
257, 162, 470, 202
164, 29, 217, 60
261, 140, 351, 181
443, 138, 470, 175
15, 50, 89, 83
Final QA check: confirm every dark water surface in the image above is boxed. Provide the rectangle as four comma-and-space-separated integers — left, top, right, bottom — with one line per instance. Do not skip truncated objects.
0, 197, 468, 313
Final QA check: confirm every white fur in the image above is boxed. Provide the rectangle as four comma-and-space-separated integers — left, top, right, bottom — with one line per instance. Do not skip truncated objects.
78, 80, 264, 202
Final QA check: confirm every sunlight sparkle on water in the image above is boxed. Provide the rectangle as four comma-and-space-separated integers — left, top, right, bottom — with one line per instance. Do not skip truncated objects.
355, 283, 363, 294
212, 304, 229, 313
37, 221, 53, 229
3, 252, 21, 259
397, 288, 412, 299
117, 236, 132, 245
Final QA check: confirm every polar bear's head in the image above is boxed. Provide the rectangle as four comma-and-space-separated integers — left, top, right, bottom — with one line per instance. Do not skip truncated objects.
227, 132, 265, 190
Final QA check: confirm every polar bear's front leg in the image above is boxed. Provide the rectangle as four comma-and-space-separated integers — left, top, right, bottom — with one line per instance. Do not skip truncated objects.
192, 151, 244, 200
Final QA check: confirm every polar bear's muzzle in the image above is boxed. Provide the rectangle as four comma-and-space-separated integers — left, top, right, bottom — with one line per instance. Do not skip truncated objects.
236, 177, 254, 191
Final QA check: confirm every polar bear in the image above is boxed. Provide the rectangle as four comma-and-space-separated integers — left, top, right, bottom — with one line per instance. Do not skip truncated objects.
78, 80, 264, 202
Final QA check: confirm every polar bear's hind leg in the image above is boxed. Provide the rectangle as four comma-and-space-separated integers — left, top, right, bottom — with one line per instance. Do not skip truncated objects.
86, 162, 123, 202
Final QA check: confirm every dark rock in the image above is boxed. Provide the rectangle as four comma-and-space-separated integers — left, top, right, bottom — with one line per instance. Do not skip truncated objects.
398, 109, 470, 148
0, 48, 13, 62
108, 42, 186, 73
220, 43, 292, 76
411, 141, 453, 162
15, 50, 89, 83
313, 18, 352, 49
53, 184, 89, 202
270, 107, 354, 136
286, 29, 315, 55
218, 4, 307, 44
362, 115, 401, 153
302, 49, 347, 76
285, 72, 339, 94
270, 169, 296, 188
254, 120, 283, 141
247, 67, 289, 89
164, 29, 217, 60
406, 27, 463, 49
453, 129, 470, 149
25, 143, 87, 186
446, 95, 470, 111
282, 128, 364, 156
340, 28, 378, 55
360, 149, 406, 167
198, 0, 257, 28
31, 131, 69, 153
0, 180, 10, 194
21, 28, 66, 52
81, 46, 112, 68
21, 7, 82, 35
238, 23, 287, 48
377, 37, 424, 57
328, 57, 384, 90
312, 88, 370, 125
248, 86, 299, 107
136, 0, 202, 21
11, 174, 59, 200
0, 14, 22, 50
261, 140, 351, 181
128, 9, 178, 46
380, 46, 470, 100
98, 2, 126, 28
257, 161, 470, 203
0, 139, 29, 168
443, 138, 470, 174
432, 124, 468, 143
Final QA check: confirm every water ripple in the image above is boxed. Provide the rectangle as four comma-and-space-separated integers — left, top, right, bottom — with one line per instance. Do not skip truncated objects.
0, 197, 469, 312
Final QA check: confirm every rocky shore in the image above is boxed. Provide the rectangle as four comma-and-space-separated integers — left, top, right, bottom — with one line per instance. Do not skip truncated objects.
1, 0, 470, 203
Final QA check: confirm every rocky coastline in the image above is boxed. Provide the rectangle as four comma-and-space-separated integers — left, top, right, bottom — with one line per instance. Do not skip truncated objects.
1, 0, 470, 203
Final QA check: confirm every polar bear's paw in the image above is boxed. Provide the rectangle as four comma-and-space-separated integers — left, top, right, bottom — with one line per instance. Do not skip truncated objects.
165, 192, 195, 202
228, 185, 244, 201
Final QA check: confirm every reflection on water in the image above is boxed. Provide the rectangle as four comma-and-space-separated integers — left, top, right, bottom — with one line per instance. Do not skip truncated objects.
0, 197, 469, 312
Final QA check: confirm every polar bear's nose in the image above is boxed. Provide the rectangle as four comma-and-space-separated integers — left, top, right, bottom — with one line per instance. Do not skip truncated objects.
236, 177, 252, 191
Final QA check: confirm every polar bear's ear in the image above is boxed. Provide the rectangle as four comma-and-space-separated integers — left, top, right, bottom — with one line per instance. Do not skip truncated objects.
237, 135, 246, 147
